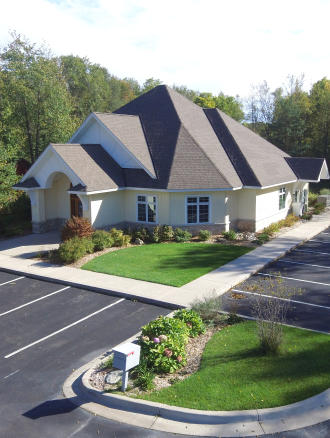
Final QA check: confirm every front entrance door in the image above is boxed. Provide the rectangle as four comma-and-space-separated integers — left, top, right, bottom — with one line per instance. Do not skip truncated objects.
70, 194, 83, 218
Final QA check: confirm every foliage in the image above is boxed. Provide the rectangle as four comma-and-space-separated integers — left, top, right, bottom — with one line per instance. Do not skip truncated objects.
319, 188, 330, 195
109, 228, 131, 246
3, 225, 23, 237
134, 359, 155, 391
198, 229, 211, 241
58, 236, 94, 263
173, 228, 192, 242
173, 309, 205, 337
139, 316, 189, 373
60, 216, 94, 242
126, 225, 152, 242
92, 230, 114, 251
313, 208, 321, 215
102, 355, 114, 370
1, 32, 77, 163
151, 224, 173, 243
81, 243, 253, 287
301, 213, 312, 220
314, 203, 325, 211
191, 291, 224, 324
141, 78, 163, 94
139, 321, 330, 410
263, 222, 280, 235
251, 274, 301, 355
222, 229, 237, 240
278, 213, 300, 227
256, 233, 270, 244
308, 191, 318, 206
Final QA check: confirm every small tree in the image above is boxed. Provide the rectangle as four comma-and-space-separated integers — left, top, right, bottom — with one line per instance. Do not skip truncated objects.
250, 273, 301, 355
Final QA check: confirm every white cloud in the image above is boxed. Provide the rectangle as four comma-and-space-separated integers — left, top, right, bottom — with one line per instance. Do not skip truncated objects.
1, 0, 330, 97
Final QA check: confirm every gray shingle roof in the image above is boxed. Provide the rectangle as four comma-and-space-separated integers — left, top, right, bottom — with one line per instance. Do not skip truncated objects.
93, 112, 156, 178
285, 157, 325, 181
215, 110, 297, 187
51, 144, 125, 192
13, 177, 40, 189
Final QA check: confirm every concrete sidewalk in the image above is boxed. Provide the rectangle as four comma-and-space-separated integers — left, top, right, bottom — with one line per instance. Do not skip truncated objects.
0, 212, 330, 308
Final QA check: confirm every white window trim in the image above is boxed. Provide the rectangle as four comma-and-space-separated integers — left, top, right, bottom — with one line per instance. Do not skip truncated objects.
185, 195, 211, 225
279, 187, 286, 210
136, 194, 158, 224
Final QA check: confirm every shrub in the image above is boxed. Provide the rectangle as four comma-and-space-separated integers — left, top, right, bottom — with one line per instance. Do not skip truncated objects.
173, 228, 192, 242
109, 228, 131, 246
173, 309, 205, 337
139, 316, 189, 373
257, 233, 270, 244
251, 274, 301, 355
263, 222, 280, 236
128, 225, 152, 242
313, 208, 321, 215
92, 230, 114, 251
301, 213, 312, 220
308, 191, 319, 206
3, 226, 23, 237
134, 359, 155, 391
191, 291, 224, 324
58, 236, 94, 263
222, 229, 237, 240
279, 213, 300, 227
315, 203, 325, 211
60, 216, 94, 242
151, 225, 174, 243
102, 355, 114, 369
319, 188, 330, 195
198, 230, 211, 241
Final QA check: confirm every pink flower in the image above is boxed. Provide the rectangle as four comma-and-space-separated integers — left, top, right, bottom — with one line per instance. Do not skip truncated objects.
186, 322, 193, 328
177, 356, 183, 363
153, 337, 160, 343
164, 348, 173, 358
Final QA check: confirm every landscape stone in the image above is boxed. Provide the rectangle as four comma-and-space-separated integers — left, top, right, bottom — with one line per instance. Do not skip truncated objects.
105, 370, 123, 384
135, 239, 144, 245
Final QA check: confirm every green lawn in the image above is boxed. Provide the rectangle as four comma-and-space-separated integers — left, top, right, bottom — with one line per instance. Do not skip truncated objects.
139, 321, 330, 410
81, 243, 253, 287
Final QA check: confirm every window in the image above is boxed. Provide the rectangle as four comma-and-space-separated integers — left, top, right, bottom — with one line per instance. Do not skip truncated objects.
137, 195, 157, 223
279, 187, 286, 210
186, 196, 210, 224
294, 190, 299, 202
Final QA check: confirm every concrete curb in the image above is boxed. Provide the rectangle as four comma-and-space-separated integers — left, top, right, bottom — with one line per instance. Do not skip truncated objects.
63, 336, 330, 437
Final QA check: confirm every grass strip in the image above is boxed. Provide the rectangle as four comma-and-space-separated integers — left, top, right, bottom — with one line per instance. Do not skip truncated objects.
81, 243, 253, 287
139, 321, 330, 410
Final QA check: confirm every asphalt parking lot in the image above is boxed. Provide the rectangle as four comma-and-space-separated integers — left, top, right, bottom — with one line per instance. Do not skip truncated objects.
0, 272, 185, 438
223, 227, 330, 333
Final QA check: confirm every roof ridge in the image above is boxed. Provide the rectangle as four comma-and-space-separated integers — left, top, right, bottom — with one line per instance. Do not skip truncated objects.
205, 109, 260, 187
163, 87, 233, 187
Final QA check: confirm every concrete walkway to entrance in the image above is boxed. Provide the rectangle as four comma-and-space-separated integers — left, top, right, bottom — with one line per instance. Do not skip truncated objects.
0, 212, 330, 308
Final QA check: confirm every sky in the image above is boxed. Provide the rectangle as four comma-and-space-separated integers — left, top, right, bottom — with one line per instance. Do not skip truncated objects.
1, 0, 330, 98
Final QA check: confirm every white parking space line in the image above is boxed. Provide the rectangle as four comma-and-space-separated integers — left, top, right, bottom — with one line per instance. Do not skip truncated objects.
4, 370, 19, 379
0, 286, 70, 317
4, 298, 125, 359
232, 289, 330, 310
278, 260, 330, 270
322, 232, 330, 234
295, 249, 330, 256
309, 240, 330, 244
258, 272, 330, 287
0, 276, 25, 288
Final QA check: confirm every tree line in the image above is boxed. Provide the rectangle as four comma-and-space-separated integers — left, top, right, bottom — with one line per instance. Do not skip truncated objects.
1, 32, 329, 206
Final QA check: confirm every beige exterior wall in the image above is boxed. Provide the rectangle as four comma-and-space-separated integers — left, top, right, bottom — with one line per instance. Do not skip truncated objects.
90, 190, 125, 228
124, 190, 170, 224
255, 183, 294, 231
44, 174, 71, 220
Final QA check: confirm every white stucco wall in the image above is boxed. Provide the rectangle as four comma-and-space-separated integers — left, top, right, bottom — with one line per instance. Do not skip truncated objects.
254, 183, 294, 231
44, 174, 71, 220
90, 190, 125, 228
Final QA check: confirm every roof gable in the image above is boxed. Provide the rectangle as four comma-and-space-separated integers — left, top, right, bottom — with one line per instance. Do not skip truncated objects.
69, 113, 155, 178
285, 157, 329, 181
